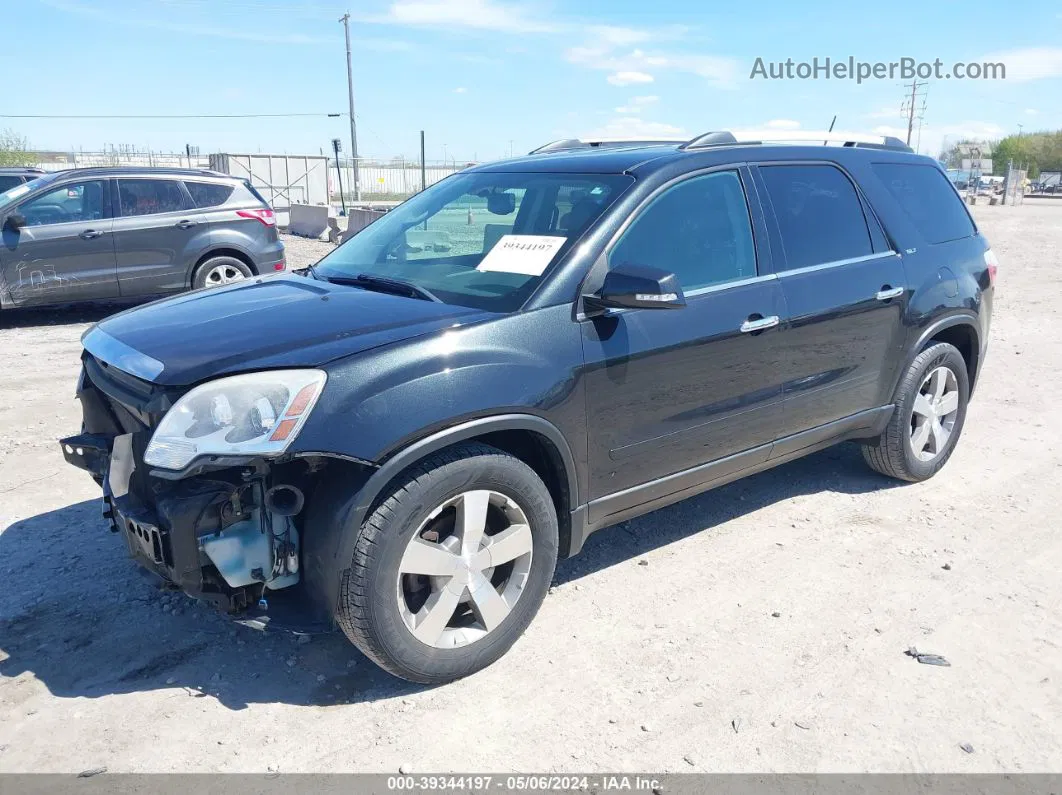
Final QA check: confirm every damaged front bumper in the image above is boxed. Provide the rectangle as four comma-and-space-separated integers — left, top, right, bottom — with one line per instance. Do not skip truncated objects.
60, 358, 348, 632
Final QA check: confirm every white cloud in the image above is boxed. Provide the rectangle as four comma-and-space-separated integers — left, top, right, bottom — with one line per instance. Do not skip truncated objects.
587, 25, 654, 47
587, 117, 687, 139
981, 47, 1062, 80
608, 71, 655, 86
570, 44, 738, 88
1025, 108, 1039, 115
864, 106, 904, 120
615, 95, 660, 113
382, 0, 559, 33
765, 119, 801, 130
454, 87, 468, 93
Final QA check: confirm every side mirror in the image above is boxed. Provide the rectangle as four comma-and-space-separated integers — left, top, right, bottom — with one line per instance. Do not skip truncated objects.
583, 263, 686, 313
3, 213, 26, 232
486, 191, 516, 215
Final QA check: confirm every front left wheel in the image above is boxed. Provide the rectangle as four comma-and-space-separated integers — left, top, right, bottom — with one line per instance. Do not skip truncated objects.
336, 442, 559, 684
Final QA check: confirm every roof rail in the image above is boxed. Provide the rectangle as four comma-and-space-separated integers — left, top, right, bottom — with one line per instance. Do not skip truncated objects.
529, 137, 688, 155
682, 129, 913, 152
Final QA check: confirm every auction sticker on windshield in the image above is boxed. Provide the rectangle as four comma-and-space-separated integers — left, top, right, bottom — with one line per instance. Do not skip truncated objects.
476, 235, 567, 276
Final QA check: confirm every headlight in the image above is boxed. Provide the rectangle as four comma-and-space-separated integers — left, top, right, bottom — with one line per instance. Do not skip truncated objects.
144, 370, 327, 470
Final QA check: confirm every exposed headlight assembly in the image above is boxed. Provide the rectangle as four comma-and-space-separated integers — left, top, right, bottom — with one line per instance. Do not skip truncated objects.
144, 370, 327, 471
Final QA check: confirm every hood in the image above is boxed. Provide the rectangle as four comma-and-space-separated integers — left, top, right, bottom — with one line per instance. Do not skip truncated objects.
85, 275, 490, 386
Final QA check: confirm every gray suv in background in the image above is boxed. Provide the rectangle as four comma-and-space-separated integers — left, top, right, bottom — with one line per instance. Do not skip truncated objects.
0, 167, 285, 311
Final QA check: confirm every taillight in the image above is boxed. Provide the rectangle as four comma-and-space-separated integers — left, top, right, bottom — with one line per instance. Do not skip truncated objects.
273, 260, 285, 271
236, 208, 276, 227
984, 249, 998, 285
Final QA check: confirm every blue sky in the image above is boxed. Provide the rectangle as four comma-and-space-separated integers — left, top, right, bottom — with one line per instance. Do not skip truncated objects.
4, 0, 1062, 162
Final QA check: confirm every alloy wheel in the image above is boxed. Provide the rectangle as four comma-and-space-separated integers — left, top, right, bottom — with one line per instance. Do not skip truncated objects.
909, 366, 960, 462
204, 263, 247, 286
396, 490, 534, 649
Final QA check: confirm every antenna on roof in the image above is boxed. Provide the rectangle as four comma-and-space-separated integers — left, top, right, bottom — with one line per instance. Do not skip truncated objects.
826, 115, 836, 146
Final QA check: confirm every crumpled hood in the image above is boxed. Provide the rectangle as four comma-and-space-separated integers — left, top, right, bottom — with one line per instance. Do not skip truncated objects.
85, 275, 490, 386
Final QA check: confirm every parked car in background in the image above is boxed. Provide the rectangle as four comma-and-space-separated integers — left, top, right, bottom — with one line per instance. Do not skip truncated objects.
0, 167, 284, 311
0, 166, 46, 192
62, 130, 994, 684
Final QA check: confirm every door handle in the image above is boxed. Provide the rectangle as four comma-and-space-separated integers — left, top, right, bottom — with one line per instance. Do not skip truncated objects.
876, 286, 904, 301
78, 229, 104, 240
740, 315, 780, 333
175, 219, 197, 229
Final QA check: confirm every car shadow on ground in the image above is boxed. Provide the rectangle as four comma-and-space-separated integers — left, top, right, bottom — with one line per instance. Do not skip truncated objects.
0, 299, 152, 329
0, 443, 898, 710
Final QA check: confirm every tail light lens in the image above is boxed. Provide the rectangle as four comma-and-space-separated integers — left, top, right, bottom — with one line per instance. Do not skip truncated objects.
236, 208, 276, 227
984, 249, 998, 285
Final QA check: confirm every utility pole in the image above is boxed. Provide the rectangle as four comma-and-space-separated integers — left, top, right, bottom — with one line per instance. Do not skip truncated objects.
1017, 123, 1024, 136
420, 130, 426, 193
339, 12, 361, 203
902, 80, 928, 147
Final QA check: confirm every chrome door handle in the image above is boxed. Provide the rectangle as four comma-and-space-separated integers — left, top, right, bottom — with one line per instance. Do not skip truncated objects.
876, 286, 904, 301
176, 219, 197, 229
740, 315, 780, 333
78, 229, 104, 240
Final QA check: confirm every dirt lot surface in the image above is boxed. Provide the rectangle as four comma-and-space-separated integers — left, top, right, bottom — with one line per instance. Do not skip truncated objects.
1, 211, 1059, 774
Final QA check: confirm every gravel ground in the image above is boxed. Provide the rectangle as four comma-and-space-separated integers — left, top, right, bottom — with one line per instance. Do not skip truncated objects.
0, 213, 1059, 774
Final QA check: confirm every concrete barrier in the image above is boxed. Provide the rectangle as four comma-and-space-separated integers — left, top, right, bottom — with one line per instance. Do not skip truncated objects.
339, 208, 387, 244
288, 204, 332, 239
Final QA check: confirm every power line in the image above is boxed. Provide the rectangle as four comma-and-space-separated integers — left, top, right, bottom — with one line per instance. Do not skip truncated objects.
0, 113, 343, 119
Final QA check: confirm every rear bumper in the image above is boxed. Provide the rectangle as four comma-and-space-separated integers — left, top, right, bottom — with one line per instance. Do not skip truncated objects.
254, 241, 287, 274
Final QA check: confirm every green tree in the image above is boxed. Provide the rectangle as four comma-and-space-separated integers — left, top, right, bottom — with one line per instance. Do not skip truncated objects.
0, 128, 35, 167
991, 130, 1062, 180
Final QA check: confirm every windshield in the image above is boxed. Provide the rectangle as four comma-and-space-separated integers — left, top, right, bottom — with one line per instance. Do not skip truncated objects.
314, 171, 633, 312
0, 173, 57, 212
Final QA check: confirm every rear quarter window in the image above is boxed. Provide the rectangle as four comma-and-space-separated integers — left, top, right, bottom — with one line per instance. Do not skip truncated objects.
0, 176, 23, 192
871, 162, 975, 244
185, 181, 235, 208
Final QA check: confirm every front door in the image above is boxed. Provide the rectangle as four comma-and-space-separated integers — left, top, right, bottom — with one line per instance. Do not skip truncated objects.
0, 178, 117, 306
582, 168, 787, 523
754, 163, 908, 435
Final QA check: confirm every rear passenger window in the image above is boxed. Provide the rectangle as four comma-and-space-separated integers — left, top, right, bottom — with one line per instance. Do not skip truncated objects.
759, 164, 873, 270
185, 181, 234, 208
0, 176, 22, 192
610, 170, 756, 291
117, 179, 189, 217
871, 163, 975, 244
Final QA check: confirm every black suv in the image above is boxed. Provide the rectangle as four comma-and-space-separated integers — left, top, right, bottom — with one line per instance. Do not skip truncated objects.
61, 131, 995, 683
1, 167, 284, 311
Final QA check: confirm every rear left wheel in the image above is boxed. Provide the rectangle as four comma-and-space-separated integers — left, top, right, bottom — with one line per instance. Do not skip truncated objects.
336, 442, 558, 683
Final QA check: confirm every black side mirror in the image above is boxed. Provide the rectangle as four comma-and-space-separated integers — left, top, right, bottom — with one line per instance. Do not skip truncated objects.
3, 213, 26, 232
583, 263, 686, 313
486, 192, 516, 215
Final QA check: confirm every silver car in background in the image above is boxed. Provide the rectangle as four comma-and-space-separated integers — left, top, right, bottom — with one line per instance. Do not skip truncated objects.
0, 167, 285, 310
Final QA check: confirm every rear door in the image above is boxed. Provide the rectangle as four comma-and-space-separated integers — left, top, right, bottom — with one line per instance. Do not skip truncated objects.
0, 178, 118, 306
753, 162, 907, 436
111, 177, 209, 297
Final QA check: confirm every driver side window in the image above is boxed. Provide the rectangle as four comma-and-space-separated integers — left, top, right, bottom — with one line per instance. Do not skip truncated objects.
20, 181, 105, 227
610, 170, 756, 292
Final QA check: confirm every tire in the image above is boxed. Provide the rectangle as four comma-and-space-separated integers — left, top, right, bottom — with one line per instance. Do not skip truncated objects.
336, 442, 559, 684
192, 256, 253, 289
861, 342, 970, 482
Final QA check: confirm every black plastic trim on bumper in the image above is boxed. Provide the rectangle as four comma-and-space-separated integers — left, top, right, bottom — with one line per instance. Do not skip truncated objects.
59, 433, 112, 479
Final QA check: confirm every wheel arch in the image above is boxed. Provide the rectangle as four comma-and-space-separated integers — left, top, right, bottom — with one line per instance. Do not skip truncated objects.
925, 314, 980, 388
302, 414, 580, 619
904, 313, 981, 396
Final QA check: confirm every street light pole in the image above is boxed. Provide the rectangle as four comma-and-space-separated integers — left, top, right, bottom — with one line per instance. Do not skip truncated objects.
339, 12, 361, 203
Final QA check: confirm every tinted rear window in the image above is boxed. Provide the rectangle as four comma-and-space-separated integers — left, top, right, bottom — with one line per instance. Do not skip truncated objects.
759, 164, 873, 270
871, 163, 975, 244
0, 176, 23, 191
185, 181, 235, 208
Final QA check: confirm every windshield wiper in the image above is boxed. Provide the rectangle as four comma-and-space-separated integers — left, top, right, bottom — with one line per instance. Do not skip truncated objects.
322, 272, 442, 303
